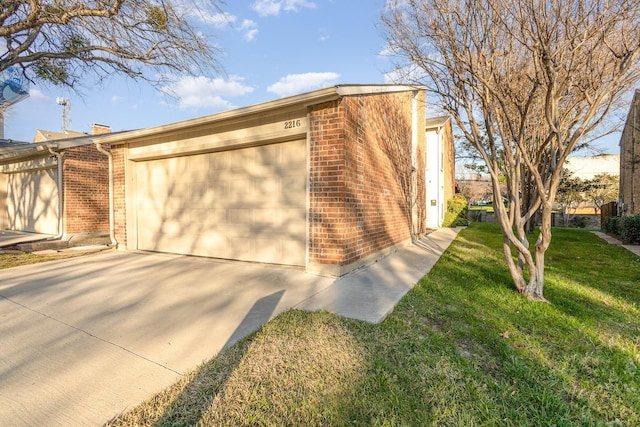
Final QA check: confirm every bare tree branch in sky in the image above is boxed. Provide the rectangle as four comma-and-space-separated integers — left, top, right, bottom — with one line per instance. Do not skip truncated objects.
0, 0, 224, 90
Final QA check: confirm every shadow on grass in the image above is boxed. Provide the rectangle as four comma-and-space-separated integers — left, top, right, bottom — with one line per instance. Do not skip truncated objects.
105, 290, 285, 427
157, 290, 285, 427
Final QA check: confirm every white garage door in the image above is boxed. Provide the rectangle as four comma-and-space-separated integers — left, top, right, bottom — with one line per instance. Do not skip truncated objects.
135, 139, 307, 266
6, 169, 59, 234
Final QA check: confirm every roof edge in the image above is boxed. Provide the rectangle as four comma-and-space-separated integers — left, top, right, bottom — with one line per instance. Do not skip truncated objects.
96, 84, 426, 145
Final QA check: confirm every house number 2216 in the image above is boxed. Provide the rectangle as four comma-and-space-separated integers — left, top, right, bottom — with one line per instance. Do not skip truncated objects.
284, 120, 301, 129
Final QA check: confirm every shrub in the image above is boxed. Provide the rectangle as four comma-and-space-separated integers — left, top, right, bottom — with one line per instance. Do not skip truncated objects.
620, 215, 640, 244
570, 216, 587, 228
604, 216, 620, 234
442, 194, 469, 227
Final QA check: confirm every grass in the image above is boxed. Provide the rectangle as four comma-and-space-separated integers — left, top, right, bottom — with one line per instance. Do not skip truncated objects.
99, 223, 637, 426
0, 250, 85, 269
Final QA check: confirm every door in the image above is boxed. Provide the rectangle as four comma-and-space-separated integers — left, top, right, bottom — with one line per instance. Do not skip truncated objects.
135, 139, 307, 265
6, 168, 59, 234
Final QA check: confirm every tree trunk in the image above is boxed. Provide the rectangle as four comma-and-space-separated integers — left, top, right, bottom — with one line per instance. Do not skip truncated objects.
523, 207, 552, 302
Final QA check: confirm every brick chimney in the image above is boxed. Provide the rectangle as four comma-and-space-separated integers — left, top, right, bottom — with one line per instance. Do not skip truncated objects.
91, 123, 111, 135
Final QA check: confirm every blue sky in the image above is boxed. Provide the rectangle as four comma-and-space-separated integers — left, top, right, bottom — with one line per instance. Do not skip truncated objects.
2, 0, 621, 154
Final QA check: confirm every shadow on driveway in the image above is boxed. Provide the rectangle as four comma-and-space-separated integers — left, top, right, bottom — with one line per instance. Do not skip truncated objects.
0, 251, 330, 426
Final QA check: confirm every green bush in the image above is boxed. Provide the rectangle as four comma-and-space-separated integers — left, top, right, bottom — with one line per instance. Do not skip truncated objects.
620, 215, 640, 244
570, 216, 587, 228
604, 216, 620, 234
442, 194, 469, 227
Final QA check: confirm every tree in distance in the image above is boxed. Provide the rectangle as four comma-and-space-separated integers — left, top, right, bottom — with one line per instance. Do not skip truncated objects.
382, 0, 640, 301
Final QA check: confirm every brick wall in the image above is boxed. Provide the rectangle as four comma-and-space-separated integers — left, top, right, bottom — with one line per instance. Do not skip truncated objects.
111, 145, 127, 246
309, 90, 426, 271
620, 90, 640, 215
443, 119, 456, 204
62, 145, 109, 234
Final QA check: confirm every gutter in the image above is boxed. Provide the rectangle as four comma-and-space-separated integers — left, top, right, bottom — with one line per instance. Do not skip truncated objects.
45, 144, 64, 239
94, 142, 118, 248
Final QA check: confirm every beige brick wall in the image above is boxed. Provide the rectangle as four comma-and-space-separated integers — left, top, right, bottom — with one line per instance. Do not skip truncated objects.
62, 145, 110, 234
309, 91, 426, 270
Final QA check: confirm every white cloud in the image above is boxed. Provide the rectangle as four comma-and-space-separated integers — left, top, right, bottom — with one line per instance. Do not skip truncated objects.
252, 0, 316, 17
27, 88, 49, 103
162, 75, 254, 110
239, 19, 259, 41
383, 64, 425, 84
180, 1, 236, 28
267, 72, 340, 97
198, 11, 237, 28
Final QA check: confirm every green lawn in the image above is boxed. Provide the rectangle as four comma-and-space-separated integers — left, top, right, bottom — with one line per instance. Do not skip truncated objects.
108, 223, 640, 426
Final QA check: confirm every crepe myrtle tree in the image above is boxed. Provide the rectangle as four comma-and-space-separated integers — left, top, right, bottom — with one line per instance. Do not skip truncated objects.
0, 0, 223, 89
382, 0, 640, 301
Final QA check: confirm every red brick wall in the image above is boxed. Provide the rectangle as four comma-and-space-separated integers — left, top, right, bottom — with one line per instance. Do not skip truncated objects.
308, 100, 347, 264
443, 119, 456, 204
62, 145, 109, 234
111, 145, 127, 246
309, 90, 426, 269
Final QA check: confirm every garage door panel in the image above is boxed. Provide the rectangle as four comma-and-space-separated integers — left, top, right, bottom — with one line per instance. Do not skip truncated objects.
136, 140, 306, 266
6, 169, 58, 234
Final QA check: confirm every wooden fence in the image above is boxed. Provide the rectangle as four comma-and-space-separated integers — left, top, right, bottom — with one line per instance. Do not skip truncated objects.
601, 201, 618, 228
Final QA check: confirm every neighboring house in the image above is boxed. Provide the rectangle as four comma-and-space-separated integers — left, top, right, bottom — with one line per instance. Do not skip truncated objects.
564, 154, 620, 215
33, 129, 85, 143
0, 125, 111, 241
565, 154, 619, 180
620, 89, 640, 216
0, 85, 455, 276
425, 116, 455, 228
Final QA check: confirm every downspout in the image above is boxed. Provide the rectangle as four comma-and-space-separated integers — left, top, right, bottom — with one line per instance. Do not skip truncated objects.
46, 144, 64, 239
95, 142, 117, 248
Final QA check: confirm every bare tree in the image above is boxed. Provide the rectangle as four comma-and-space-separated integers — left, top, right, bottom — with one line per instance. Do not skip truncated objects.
383, 0, 640, 301
0, 1, 223, 89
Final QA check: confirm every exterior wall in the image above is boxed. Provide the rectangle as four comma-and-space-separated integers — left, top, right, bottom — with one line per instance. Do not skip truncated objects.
443, 120, 456, 207
425, 118, 455, 228
565, 154, 619, 180
0, 172, 7, 229
111, 145, 127, 247
620, 90, 640, 215
308, 91, 426, 275
62, 145, 109, 234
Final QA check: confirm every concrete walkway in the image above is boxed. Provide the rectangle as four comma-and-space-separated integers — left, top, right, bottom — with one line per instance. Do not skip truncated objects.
0, 230, 53, 248
592, 231, 640, 256
297, 227, 463, 323
0, 227, 461, 426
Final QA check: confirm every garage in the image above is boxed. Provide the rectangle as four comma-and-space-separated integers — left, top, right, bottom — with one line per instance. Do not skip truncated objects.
94, 85, 442, 275
134, 139, 307, 266
5, 168, 58, 234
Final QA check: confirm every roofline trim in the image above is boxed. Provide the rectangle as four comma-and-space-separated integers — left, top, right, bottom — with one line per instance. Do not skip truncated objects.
95, 84, 427, 145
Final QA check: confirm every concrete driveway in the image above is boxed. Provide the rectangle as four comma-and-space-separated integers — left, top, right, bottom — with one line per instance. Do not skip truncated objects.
0, 251, 333, 426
